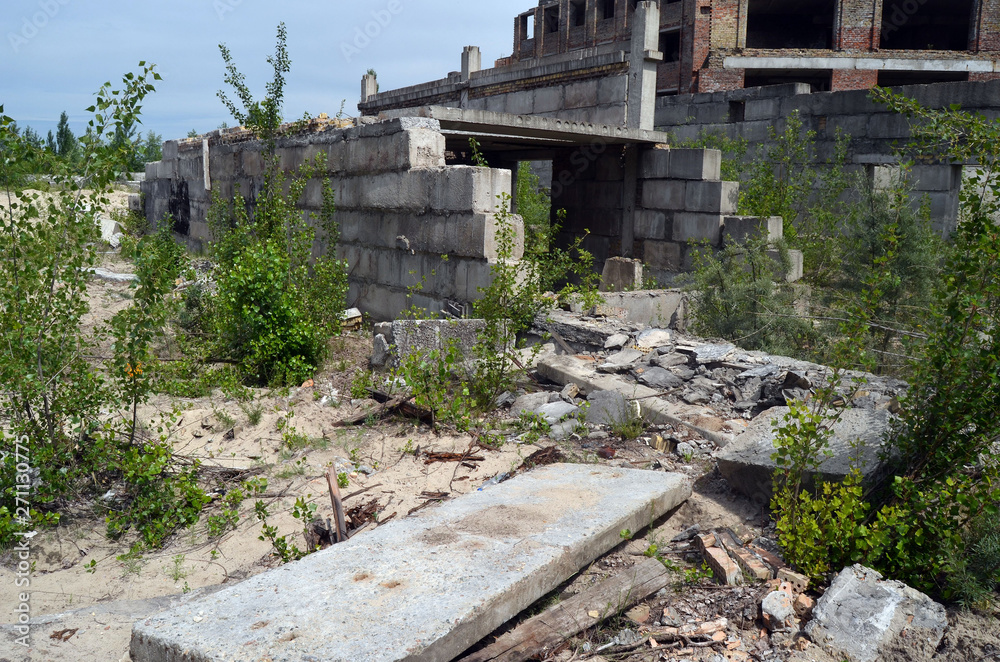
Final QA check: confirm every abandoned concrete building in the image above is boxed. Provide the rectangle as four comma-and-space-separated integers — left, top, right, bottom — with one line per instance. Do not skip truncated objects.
142, 1, 1000, 322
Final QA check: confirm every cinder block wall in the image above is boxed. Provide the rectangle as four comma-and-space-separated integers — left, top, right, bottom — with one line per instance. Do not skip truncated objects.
653, 80, 1000, 235
142, 118, 520, 321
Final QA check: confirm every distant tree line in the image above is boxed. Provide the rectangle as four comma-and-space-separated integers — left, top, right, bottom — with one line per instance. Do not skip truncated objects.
6, 110, 162, 175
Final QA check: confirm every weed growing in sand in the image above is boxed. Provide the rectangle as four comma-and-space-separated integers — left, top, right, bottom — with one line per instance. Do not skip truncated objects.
169, 554, 188, 582
255, 496, 317, 563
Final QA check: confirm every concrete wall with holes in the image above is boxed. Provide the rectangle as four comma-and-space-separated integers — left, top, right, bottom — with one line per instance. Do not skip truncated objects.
141, 117, 520, 321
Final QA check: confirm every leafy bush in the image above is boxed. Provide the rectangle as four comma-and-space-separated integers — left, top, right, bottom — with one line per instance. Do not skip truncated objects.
0, 65, 209, 550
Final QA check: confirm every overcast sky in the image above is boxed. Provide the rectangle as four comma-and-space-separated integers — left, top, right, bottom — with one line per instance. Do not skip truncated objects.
1, 1, 528, 142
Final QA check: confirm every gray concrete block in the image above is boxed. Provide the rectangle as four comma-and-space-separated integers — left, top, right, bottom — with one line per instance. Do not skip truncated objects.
533, 86, 565, 114
671, 213, 724, 244
744, 98, 780, 121
643, 240, 681, 270
723, 216, 783, 245
130, 464, 691, 662
641, 180, 686, 210
668, 149, 722, 181
598, 76, 628, 106
162, 141, 179, 161
505, 90, 536, 116
767, 248, 804, 283
909, 165, 958, 192
805, 565, 947, 662
716, 407, 889, 502
597, 290, 687, 328
639, 148, 671, 179
564, 79, 600, 110
484, 94, 507, 114
600, 257, 644, 292
634, 210, 667, 240
685, 181, 739, 214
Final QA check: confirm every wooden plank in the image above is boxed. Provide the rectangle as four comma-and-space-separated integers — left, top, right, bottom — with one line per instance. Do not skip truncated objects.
325, 468, 348, 543
456, 557, 670, 662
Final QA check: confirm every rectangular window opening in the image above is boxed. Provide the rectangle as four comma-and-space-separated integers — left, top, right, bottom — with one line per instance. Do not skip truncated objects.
520, 13, 535, 39
747, 0, 835, 49
599, 0, 616, 21
659, 30, 680, 62
571, 0, 587, 27
880, 0, 973, 51
544, 5, 560, 33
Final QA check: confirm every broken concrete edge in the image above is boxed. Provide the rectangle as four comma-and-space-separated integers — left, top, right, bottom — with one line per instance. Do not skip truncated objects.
129, 464, 693, 662
538, 354, 732, 448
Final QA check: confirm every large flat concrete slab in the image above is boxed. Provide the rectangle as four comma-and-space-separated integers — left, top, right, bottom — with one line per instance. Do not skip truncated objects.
131, 464, 691, 662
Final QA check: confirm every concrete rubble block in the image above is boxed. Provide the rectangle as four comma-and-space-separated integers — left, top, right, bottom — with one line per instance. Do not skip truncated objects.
635, 328, 672, 349
723, 216, 783, 246
671, 213, 725, 245
585, 390, 636, 426
634, 210, 666, 240
536, 401, 581, 425
130, 464, 693, 662
598, 76, 628, 106
595, 290, 687, 330
389, 319, 486, 366
761, 583, 797, 631
641, 179, 687, 210
804, 565, 949, 662
600, 257, 644, 292
639, 147, 671, 179
667, 148, 722, 181
510, 392, 561, 418
643, 240, 682, 271
636, 367, 683, 390
716, 407, 890, 502
370, 334, 391, 368
685, 180, 739, 215
598, 349, 645, 373
768, 248, 804, 283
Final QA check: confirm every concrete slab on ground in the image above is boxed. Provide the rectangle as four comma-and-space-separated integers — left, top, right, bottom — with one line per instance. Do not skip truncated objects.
131, 464, 692, 662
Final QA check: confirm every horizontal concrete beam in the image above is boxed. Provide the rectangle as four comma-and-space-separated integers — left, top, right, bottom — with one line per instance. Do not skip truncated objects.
723, 55, 999, 73
131, 464, 691, 662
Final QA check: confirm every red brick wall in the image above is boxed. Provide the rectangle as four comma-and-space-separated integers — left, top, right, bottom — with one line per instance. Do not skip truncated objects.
699, 67, 744, 92
976, 0, 1000, 51
837, 0, 879, 50
970, 72, 1000, 82
831, 69, 878, 91
709, 0, 741, 49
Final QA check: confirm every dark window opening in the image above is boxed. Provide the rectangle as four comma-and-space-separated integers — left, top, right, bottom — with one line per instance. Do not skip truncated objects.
599, 0, 615, 21
729, 101, 746, 123
520, 13, 535, 39
880, 0, 973, 50
628, 0, 639, 12
571, 0, 587, 26
747, 0, 835, 49
744, 69, 832, 92
659, 30, 680, 62
544, 5, 560, 33
877, 70, 970, 86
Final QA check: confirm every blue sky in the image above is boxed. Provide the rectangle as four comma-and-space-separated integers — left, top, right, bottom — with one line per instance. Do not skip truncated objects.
1, 1, 527, 142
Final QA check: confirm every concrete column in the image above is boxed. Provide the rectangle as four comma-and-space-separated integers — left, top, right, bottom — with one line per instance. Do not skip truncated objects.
627, 1, 662, 131
361, 74, 378, 103
461, 46, 481, 82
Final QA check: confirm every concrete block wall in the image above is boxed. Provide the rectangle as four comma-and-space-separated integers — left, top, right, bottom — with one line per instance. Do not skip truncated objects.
652, 79, 1000, 235
634, 147, 801, 283
142, 118, 521, 321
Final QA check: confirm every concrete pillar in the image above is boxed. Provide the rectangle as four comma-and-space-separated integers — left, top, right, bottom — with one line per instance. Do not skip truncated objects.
361, 74, 378, 103
461, 46, 482, 82
627, 1, 662, 131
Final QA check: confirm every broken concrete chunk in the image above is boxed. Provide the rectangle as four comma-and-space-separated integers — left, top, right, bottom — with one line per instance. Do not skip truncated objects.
585, 390, 634, 426
510, 392, 561, 418
597, 349, 645, 373
761, 583, 797, 631
637, 367, 684, 390
560, 383, 581, 400
390, 319, 486, 366
635, 328, 672, 349
692, 343, 736, 364
600, 257, 644, 292
535, 401, 580, 425
716, 407, 890, 501
654, 352, 689, 369
604, 333, 630, 350
370, 334, 391, 368
804, 565, 948, 662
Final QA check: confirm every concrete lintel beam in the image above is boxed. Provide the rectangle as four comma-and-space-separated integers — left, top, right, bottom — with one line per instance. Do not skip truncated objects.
723, 55, 998, 73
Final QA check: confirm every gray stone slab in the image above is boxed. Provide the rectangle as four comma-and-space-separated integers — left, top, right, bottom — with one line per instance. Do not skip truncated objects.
585, 390, 633, 426
510, 391, 561, 418
716, 407, 890, 501
805, 565, 948, 662
636, 367, 684, 390
131, 464, 692, 662
535, 401, 581, 425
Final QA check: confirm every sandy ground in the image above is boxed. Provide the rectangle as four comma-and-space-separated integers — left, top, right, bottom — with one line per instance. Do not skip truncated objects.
1, 240, 997, 662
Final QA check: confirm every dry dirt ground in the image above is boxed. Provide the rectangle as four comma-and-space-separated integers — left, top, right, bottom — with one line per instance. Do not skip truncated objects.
1, 243, 998, 662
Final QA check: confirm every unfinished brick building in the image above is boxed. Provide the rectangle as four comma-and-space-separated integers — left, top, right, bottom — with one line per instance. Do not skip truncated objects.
505, 0, 1000, 93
